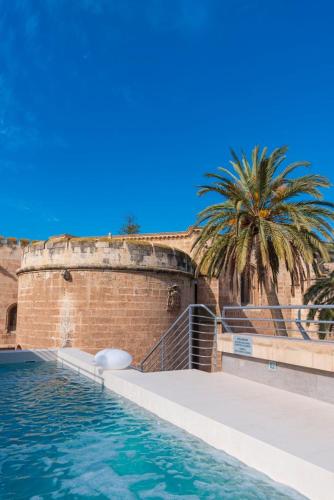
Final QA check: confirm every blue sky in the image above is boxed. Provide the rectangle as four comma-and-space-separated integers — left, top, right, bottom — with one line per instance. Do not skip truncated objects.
1, 0, 334, 240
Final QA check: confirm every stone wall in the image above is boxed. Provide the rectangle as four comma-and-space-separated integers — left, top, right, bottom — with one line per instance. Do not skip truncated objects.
4, 226, 333, 355
124, 227, 316, 316
111, 227, 200, 255
115, 227, 220, 313
16, 237, 195, 362
0, 239, 23, 348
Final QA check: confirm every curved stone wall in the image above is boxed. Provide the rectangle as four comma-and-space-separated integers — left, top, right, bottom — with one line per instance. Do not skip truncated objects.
16, 237, 195, 361
0, 239, 23, 347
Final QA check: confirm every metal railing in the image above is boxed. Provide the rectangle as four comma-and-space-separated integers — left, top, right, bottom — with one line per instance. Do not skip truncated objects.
220, 305, 334, 341
138, 304, 334, 373
139, 304, 218, 373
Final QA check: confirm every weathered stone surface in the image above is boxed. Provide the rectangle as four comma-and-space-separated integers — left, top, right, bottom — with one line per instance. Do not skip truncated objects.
2, 226, 325, 355
16, 237, 195, 361
0, 241, 22, 347
18, 237, 195, 275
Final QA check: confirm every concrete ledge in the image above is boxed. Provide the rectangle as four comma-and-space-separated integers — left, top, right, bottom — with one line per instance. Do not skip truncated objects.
57, 348, 104, 384
56, 348, 334, 500
0, 349, 57, 363
218, 333, 334, 372
16, 264, 194, 277
221, 352, 334, 404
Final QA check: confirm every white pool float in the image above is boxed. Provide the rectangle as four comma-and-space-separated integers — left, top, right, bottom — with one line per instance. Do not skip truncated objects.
94, 348, 133, 370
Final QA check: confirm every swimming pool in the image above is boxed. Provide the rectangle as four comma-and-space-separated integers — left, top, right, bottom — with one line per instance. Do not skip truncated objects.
0, 362, 304, 499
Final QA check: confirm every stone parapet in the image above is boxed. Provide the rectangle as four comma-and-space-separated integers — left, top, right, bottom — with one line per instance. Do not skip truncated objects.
18, 237, 195, 276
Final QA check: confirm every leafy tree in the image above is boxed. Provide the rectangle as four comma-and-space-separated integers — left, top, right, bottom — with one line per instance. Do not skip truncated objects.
304, 269, 334, 339
120, 215, 140, 235
193, 145, 334, 335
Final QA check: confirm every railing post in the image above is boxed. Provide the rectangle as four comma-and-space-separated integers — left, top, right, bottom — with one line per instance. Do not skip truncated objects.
295, 308, 311, 340
161, 339, 164, 370
188, 305, 193, 369
221, 307, 233, 334
213, 317, 218, 372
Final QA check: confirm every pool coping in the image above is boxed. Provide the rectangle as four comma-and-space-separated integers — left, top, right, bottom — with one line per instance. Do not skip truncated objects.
2, 348, 333, 499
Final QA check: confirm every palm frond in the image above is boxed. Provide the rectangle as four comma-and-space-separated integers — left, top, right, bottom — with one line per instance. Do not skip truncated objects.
193, 145, 334, 321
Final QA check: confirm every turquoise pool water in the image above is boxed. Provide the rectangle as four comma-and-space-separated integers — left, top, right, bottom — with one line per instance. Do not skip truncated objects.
0, 362, 304, 499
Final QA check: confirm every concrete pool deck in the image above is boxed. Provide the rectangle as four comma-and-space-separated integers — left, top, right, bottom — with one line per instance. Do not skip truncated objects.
3, 348, 333, 499
55, 348, 334, 500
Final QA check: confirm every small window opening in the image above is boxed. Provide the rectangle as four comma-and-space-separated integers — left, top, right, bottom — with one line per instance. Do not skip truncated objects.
7, 304, 17, 333
240, 273, 253, 306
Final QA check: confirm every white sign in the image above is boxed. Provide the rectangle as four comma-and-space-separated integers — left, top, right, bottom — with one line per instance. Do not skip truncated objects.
268, 360, 277, 371
233, 335, 253, 356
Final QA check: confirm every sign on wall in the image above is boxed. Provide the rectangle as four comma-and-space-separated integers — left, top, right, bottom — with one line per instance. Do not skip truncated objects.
268, 360, 277, 371
233, 335, 253, 356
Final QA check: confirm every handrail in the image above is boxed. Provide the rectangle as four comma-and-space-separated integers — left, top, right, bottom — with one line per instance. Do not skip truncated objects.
138, 303, 334, 373
219, 316, 334, 324
140, 304, 216, 367
222, 305, 334, 310
219, 304, 334, 342
139, 304, 217, 373
193, 303, 217, 318
139, 307, 190, 367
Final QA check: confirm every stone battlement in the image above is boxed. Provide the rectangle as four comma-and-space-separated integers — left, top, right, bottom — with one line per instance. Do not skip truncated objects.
0, 237, 30, 248
18, 236, 195, 276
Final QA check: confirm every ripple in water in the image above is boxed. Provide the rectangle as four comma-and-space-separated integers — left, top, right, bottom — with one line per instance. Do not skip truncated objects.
0, 362, 305, 499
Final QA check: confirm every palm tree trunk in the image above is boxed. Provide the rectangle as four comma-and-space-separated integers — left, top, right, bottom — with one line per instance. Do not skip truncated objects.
263, 277, 288, 336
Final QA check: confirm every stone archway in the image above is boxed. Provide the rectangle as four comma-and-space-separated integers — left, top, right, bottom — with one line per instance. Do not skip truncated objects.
6, 303, 17, 333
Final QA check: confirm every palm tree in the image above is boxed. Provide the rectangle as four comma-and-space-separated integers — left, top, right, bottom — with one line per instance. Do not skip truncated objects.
304, 270, 334, 339
193, 145, 334, 336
